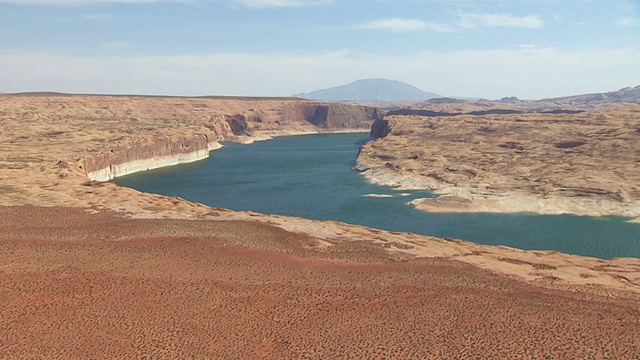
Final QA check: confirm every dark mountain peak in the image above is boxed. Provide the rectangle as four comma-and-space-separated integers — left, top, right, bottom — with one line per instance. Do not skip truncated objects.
294, 79, 442, 102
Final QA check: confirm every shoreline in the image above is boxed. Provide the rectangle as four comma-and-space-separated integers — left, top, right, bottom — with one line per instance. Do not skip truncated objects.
87, 129, 369, 181
87, 142, 223, 181
237, 128, 369, 144
355, 165, 640, 221
355, 165, 640, 223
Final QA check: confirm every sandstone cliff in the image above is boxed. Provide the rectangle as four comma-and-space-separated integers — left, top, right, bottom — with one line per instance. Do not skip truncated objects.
305, 103, 380, 129
84, 134, 221, 181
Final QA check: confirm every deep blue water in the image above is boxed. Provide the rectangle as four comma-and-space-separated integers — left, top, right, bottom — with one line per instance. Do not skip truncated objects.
115, 133, 640, 259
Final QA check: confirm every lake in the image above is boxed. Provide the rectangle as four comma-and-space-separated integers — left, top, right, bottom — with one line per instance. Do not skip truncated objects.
115, 133, 640, 259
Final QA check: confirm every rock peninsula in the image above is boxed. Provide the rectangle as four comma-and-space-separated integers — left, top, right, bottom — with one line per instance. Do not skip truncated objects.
356, 107, 640, 220
2, 93, 640, 358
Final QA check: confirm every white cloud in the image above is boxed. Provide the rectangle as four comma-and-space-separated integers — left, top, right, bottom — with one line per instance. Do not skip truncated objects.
99, 42, 133, 50
549, 12, 564, 21
458, 12, 544, 29
1, 47, 638, 99
617, 17, 640, 27
354, 18, 455, 32
231, 0, 332, 7
0, 0, 330, 5
355, 13, 543, 34
81, 13, 115, 20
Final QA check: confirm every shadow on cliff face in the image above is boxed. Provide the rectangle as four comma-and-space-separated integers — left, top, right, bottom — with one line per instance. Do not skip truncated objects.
224, 114, 249, 135
370, 118, 391, 139
310, 105, 330, 127
301, 104, 381, 129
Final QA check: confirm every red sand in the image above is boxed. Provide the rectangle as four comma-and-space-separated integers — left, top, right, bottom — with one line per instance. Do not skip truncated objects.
1, 207, 639, 358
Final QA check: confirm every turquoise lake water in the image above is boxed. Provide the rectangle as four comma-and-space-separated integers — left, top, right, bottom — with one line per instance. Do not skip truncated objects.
115, 133, 640, 259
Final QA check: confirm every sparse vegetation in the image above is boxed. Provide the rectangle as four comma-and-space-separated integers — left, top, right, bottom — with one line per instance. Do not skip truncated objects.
1, 207, 639, 358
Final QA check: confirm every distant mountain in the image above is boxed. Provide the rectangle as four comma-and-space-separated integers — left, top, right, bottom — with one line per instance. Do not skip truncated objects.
391, 85, 640, 113
294, 79, 442, 102
540, 85, 640, 104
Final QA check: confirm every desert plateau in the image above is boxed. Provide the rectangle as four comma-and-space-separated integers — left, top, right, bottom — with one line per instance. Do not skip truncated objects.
356, 106, 640, 220
2, 93, 640, 358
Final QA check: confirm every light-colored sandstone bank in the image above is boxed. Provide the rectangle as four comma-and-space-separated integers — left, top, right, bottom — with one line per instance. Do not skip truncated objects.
87, 141, 222, 181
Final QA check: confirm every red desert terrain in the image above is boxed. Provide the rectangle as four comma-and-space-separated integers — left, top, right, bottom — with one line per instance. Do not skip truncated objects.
2, 207, 640, 359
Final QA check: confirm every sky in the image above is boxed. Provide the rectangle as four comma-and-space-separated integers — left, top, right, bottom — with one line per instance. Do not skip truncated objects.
0, 0, 639, 99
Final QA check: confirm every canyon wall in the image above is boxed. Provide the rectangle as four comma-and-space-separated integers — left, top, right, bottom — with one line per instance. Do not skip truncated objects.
0, 94, 379, 182
84, 101, 380, 181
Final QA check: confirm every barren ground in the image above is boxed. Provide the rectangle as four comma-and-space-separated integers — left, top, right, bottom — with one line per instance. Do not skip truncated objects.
2, 206, 640, 359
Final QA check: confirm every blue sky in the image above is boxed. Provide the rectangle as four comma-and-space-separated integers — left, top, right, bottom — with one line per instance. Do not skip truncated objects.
1, 0, 638, 99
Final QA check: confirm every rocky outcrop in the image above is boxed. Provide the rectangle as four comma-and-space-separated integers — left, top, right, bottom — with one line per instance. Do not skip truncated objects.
370, 117, 391, 139
357, 107, 640, 219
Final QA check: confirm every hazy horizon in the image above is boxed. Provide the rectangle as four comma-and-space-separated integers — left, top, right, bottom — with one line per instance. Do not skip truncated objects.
1, 0, 638, 99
